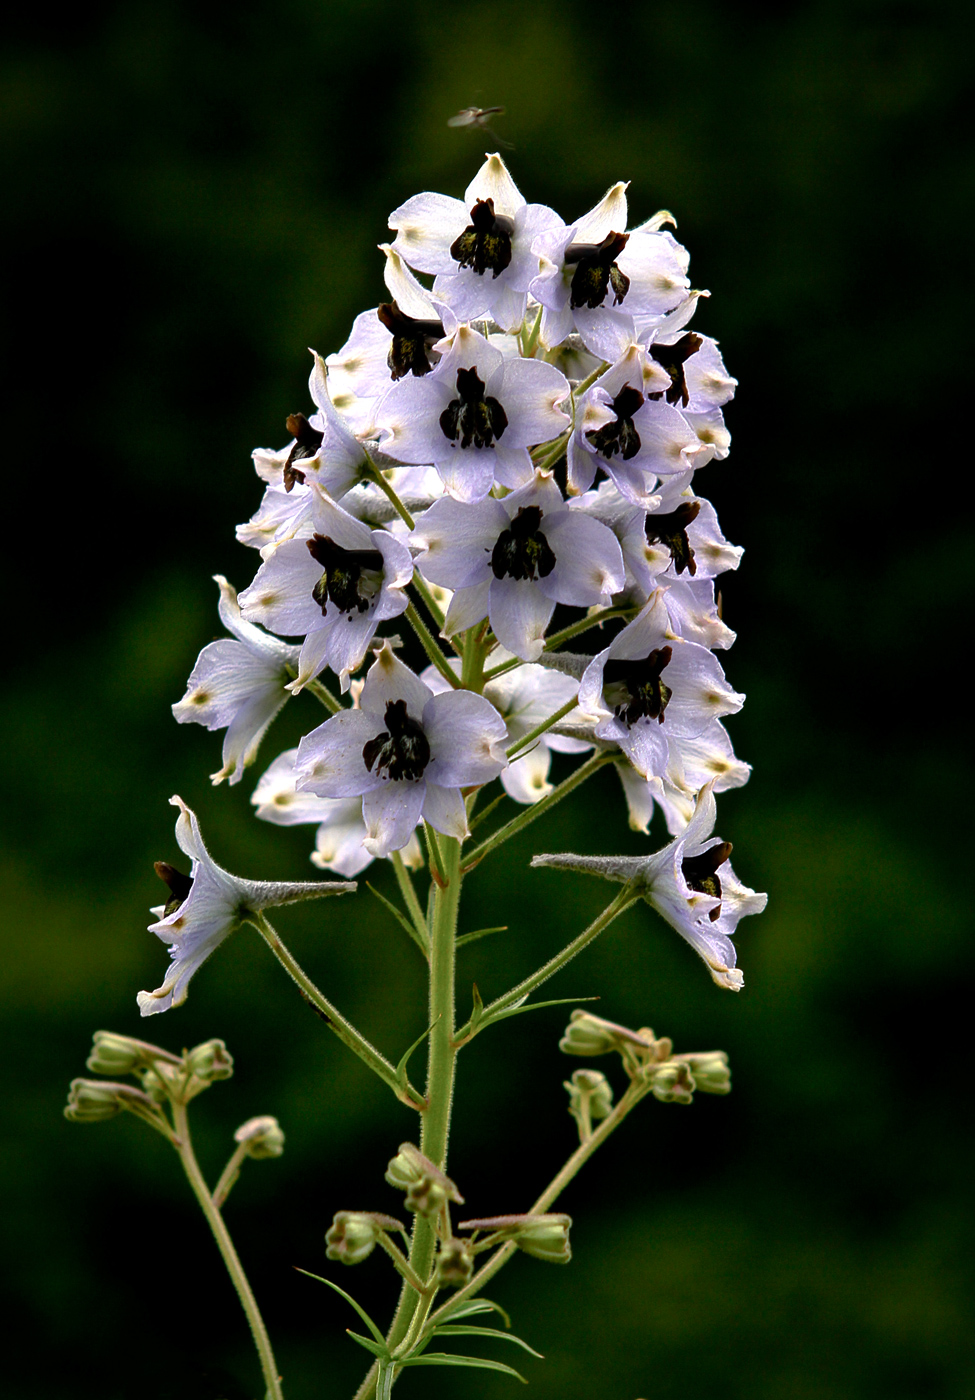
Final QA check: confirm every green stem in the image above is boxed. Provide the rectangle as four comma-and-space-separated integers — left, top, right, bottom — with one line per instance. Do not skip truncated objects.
460, 752, 614, 873
506, 697, 578, 759
354, 838, 463, 1399
391, 852, 430, 951
211, 1140, 249, 1210
404, 602, 462, 689
302, 675, 343, 714
363, 454, 415, 530
532, 432, 569, 475
412, 573, 449, 636
173, 1101, 284, 1400
251, 913, 422, 1110
520, 303, 543, 358
455, 885, 637, 1041
424, 1074, 651, 1333
572, 360, 609, 398
543, 606, 634, 653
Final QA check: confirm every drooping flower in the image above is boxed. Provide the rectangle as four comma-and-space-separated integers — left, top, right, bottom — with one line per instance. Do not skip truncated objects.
410, 471, 625, 660
251, 748, 422, 877
138, 797, 355, 1016
615, 719, 752, 836
172, 575, 299, 785
387, 153, 562, 332
376, 325, 571, 503
237, 484, 413, 693
532, 783, 766, 990
294, 643, 508, 857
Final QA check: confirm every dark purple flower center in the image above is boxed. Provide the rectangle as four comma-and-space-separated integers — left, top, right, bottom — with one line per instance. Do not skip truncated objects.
681, 841, 733, 922
585, 384, 645, 461
363, 700, 431, 782
450, 198, 514, 278
564, 231, 630, 310
602, 646, 673, 726
154, 861, 193, 918
644, 501, 701, 575
648, 332, 703, 407
307, 534, 384, 615
439, 366, 508, 450
491, 506, 557, 582
283, 413, 323, 492
377, 301, 445, 380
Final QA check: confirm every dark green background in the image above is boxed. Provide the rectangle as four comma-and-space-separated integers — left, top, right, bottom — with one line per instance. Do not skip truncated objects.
2, 2, 971, 1396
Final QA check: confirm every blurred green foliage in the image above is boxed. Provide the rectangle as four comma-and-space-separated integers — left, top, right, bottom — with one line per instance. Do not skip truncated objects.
1, 1, 972, 1397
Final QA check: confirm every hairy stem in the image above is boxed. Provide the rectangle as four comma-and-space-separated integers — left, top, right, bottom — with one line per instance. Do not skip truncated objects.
173, 1102, 284, 1400
506, 696, 579, 758
405, 601, 462, 689
211, 1140, 249, 1210
363, 455, 415, 530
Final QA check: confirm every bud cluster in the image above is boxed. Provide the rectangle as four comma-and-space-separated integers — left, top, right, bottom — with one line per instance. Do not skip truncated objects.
561, 1009, 731, 1107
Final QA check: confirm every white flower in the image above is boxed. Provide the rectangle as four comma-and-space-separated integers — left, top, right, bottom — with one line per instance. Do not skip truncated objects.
138, 797, 355, 1015
410, 471, 625, 661
294, 643, 508, 858
237, 485, 413, 693
376, 325, 571, 504
172, 576, 299, 785
615, 719, 752, 836
388, 153, 562, 333
251, 748, 422, 877
532, 783, 766, 990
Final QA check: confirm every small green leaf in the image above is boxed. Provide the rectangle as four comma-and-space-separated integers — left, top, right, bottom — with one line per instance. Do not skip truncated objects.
436, 1296, 512, 1327
293, 1269, 385, 1345
346, 1330, 390, 1359
470, 982, 485, 1034
485, 994, 599, 1028
401, 1352, 527, 1382
394, 1016, 440, 1090
432, 1324, 543, 1358
366, 882, 428, 955
456, 925, 508, 948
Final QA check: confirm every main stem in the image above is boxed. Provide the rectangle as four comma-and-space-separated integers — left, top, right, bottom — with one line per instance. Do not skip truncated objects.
353, 836, 462, 1399
173, 1102, 284, 1400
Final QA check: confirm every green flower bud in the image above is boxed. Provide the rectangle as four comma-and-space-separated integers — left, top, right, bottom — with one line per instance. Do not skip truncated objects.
435, 1237, 474, 1288
560, 1010, 634, 1057
458, 1213, 572, 1264
64, 1078, 147, 1123
566, 1068, 614, 1120
234, 1115, 285, 1159
650, 1061, 696, 1104
679, 1051, 731, 1094
385, 1142, 463, 1217
140, 1068, 169, 1104
325, 1211, 405, 1266
185, 1039, 234, 1083
86, 1031, 177, 1078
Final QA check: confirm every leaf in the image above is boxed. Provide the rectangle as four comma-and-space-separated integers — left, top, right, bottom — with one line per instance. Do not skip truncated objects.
456, 925, 508, 948
470, 982, 485, 1035
346, 1330, 389, 1359
436, 1296, 512, 1327
366, 882, 428, 955
432, 1325, 543, 1358
395, 1016, 440, 1091
485, 994, 599, 1028
400, 1352, 527, 1382
293, 1269, 386, 1345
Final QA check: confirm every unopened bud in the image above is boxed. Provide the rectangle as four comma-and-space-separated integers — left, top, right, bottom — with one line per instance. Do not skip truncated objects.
185, 1039, 234, 1083
385, 1142, 463, 1217
567, 1068, 614, 1119
140, 1068, 170, 1103
560, 1010, 634, 1057
679, 1051, 731, 1095
86, 1031, 177, 1078
459, 1213, 572, 1264
650, 1061, 695, 1104
234, 1115, 285, 1159
325, 1211, 404, 1266
436, 1237, 474, 1287
64, 1078, 147, 1123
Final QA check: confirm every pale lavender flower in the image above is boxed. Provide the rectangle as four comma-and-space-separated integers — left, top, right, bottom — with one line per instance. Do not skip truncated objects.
577, 591, 744, 778
237, 485, 413, 693
615, 719, 752, 836
388, 153, 562, 332
377, 325, 570, 503
172, 576, 298, 786
411, 471, 625, 661
138, 797, 354, 1015
294, 643, 507, 858
532, 783, 766, 990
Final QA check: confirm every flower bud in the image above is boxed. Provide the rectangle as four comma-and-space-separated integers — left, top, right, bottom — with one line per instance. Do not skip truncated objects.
560, 1010, 633, 1057
650, 1061, 695, 1104
435, 1237, 474, 1288
86, 1031, 177, 1078
185, 1039, 234, 1083
140, 1068, 170, 1104
64, 1078, 146, 1123
566, 1068, 614, 1121
234, 1115, 285, 1159
385, 1142, 463, 1217
679, 1051, 731, 1095
458, 1213, 572, 1263
325, 1211, 405, 1266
